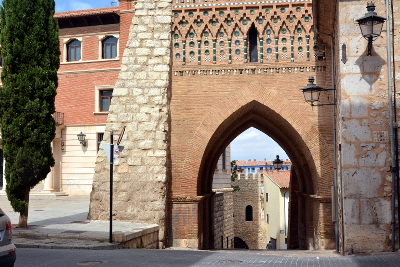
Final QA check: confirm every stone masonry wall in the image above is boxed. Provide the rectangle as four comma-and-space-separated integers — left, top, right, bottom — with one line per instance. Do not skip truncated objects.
336, 0, 395, 253
88, 0, 172, 247
213, 188, 234, 249
233, 173, 265, 249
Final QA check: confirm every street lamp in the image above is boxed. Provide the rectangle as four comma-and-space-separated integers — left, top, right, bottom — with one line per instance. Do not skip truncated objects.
300, 77, 335, 106
356, 2, 386, 56
273, 155, 283, 170
300, 77, 323, 105
77, 132, 86, 146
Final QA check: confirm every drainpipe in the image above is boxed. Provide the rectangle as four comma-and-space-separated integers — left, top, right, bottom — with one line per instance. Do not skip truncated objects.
384, 0, 396, 252
391, 1, 400, 251
312, 0, 339, 254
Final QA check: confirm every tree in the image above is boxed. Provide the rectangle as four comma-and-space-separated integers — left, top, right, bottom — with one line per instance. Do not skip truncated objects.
0, 0, 60, 228
230, 160, 242, 191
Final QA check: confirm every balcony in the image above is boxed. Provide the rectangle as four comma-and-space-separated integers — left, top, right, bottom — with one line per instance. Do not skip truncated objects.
52, 111, 64, 126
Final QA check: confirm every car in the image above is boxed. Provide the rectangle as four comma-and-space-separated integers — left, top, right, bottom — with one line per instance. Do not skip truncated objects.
0, 208, 16, 267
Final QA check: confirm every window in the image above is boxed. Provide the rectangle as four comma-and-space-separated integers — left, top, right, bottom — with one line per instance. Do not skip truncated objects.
67, 39, 81, 61
259, 167, 263, 171
245, 205, 253, 221
95, 86, 114, 113
248, 24, 258, 62
266, 214, 269, 223
251, 167, 255, 173
222, 150, 226, 169
102, 36, 118, 59
266, 193, 269, 201
100, 90, 113, 111
97, 133, 104, 152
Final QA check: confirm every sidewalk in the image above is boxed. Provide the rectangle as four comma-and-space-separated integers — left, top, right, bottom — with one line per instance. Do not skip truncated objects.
0, 195, 159, 250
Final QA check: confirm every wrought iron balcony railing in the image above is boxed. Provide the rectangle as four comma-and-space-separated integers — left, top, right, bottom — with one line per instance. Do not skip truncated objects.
52, 111, 64, 125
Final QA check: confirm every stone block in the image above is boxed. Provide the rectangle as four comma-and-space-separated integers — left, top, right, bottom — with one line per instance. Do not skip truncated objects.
134, 10, 148, 16
153, 63, 169, 71
138, 140, 154, 149
342, 119, 371, 142
139, 122, 157, 131
345, 224, 387, 253
113, 88, 129, 96
370, 101, 384, 110
137, 32, 153, 39
342, 167, 381, 198
342, 143, 357, 165
360, 198, 391, 224
342, 74, 374, 95
154, 48, 169, 57
341, 99, 350, 118
118, 113, 133, 122
136, 96, 149, 104
155, 16, 172, 24
350, 96, 367, 117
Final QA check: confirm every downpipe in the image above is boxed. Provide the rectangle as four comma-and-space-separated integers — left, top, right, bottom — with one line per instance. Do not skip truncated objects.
385, 0, 397, 252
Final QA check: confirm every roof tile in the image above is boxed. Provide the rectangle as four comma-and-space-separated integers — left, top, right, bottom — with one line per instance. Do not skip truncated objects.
264, 170, 290, 188
54, 7, 120, 18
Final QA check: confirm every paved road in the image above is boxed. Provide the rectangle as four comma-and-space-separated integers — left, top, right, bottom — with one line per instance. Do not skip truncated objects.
14, 248, 400, 267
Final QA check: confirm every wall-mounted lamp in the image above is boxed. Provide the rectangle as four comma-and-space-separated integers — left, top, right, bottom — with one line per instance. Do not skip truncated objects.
300, 77, 335, 106
77, 132, 86, 147
356, 2, 386, 56
272, 155, 283, 170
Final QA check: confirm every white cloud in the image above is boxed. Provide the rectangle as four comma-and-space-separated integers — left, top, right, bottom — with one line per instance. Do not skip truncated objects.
230, 127, 289, 161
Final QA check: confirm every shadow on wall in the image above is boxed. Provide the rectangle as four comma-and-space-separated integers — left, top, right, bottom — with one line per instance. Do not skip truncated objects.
353, 46, 385, 93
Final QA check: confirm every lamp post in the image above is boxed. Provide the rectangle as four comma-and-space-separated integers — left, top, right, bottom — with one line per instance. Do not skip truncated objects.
356, 2, 386, 56
273, 155, 283, 170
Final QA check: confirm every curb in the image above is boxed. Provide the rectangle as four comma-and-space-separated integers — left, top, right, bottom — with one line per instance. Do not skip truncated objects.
15, 242, 122, 250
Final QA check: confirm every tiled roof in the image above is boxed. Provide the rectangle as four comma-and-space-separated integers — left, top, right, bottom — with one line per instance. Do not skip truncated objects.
264, 170, 290, 188
54, 7, 120, 18
234, 159, 291, 167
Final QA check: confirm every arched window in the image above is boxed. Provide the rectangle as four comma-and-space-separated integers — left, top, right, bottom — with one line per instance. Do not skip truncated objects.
67, 39, 81, 61
248, 25, 258, 62
245, 205, 253, 221
102, 36, 118, 59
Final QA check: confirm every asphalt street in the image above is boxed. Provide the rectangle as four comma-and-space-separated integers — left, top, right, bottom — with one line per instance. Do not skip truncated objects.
14, 248, 400, 267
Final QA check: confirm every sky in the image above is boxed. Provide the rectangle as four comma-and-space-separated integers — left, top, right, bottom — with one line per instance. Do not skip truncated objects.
55, 0, 117, 12
230, 128, 289, 162
54, 1, 290, 162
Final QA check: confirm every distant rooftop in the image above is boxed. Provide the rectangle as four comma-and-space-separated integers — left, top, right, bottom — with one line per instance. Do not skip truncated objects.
234, 159, 291, 167
54, 7, 120, 18
55, 7, 121, 29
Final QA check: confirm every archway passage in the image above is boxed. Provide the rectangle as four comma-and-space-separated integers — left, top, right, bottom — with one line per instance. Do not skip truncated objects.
234, 237, 249, 249
168, 71, 335, 250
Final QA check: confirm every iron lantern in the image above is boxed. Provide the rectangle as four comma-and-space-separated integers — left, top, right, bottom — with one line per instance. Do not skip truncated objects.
77, 132, 86, 146
273, 155, 283, 170
300, 77, 323, 105
356, 2, 386, 56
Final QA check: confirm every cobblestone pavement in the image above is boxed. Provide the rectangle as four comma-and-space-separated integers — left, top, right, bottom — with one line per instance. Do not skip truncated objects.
15, 248, 400, 267
2, 195, 400, 267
